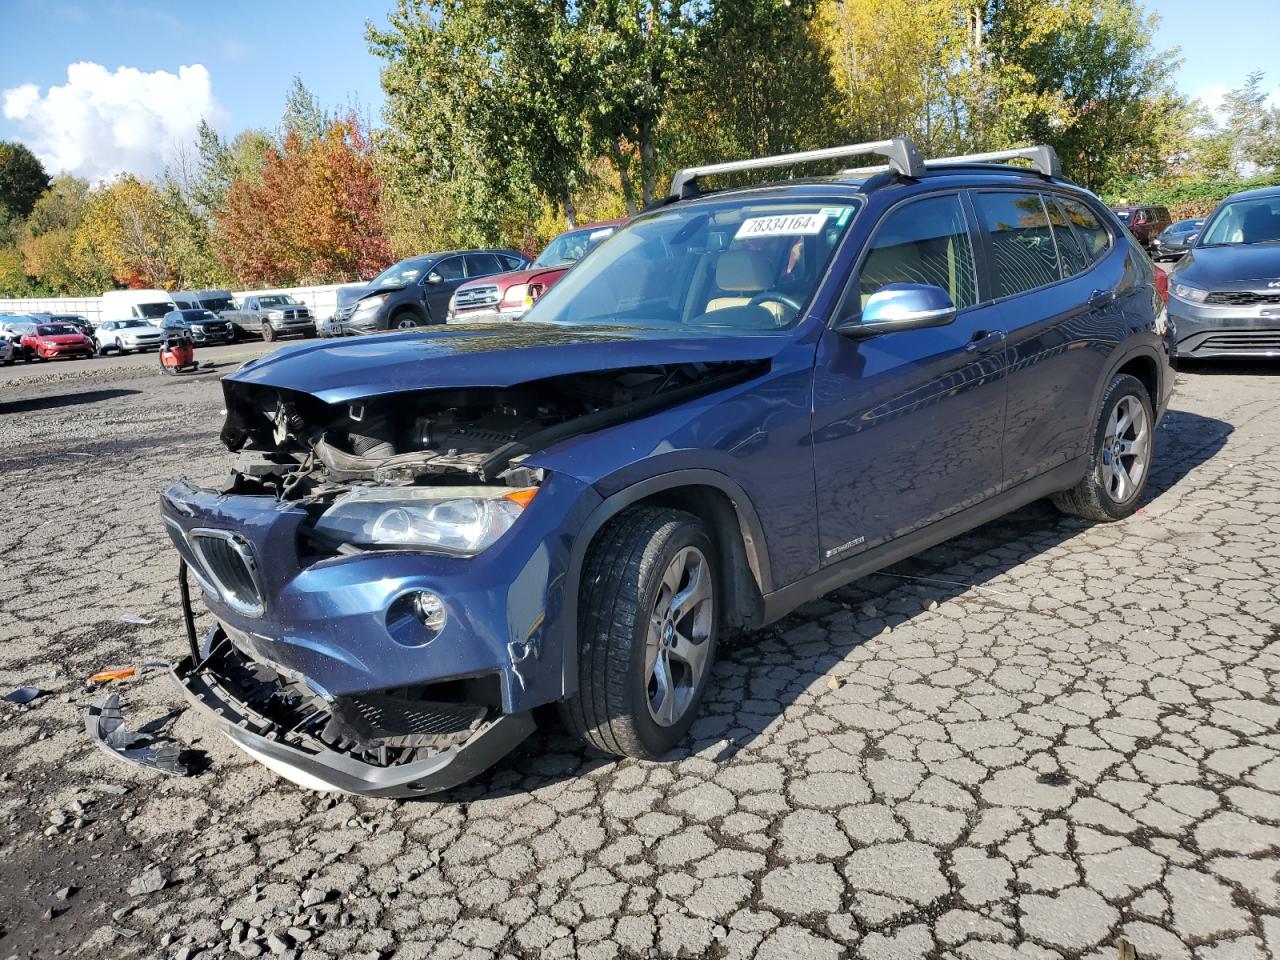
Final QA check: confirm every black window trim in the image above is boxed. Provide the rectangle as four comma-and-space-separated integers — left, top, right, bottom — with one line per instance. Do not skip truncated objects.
829, 186, 984, 328
966, 186, 1116, 308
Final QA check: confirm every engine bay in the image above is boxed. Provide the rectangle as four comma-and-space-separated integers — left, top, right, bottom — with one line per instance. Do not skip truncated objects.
218, 360, 765, 503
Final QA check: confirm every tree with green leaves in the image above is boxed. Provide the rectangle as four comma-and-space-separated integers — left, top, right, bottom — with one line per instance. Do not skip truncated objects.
0, 141, 50, 223
986, 0, 1192, 189
1218, 72, 1280, 175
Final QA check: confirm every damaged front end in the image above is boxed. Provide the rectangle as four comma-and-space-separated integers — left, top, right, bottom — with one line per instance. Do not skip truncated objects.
165, 352, 763, 796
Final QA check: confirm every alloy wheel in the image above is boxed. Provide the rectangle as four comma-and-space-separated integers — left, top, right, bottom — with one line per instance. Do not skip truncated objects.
644, 546, 714, 727
396, 317, 417, 329
1098, 395, 1150, 503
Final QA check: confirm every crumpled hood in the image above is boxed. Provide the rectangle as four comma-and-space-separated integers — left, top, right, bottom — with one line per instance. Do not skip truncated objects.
1173, 245, 1280, 286
228, 322, 789, 404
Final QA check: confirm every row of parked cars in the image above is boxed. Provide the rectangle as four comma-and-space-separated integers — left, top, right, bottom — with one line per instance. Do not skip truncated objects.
0, 219, 626, 365
1112, 188, 1280, 359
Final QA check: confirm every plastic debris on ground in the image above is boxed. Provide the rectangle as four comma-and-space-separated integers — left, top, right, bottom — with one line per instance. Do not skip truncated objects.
84, 694, 195, 777
3, 686, 43, 704
120, 613, 154, 625
87, 661, 169, 684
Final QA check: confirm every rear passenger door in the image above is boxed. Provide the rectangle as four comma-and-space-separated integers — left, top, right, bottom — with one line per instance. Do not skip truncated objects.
974, 190, 1121, 487
811, 191, 1009, 564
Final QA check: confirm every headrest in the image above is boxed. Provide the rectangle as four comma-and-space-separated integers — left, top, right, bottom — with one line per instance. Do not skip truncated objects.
1242, 205, 1280, 243
716, 250, 773, 292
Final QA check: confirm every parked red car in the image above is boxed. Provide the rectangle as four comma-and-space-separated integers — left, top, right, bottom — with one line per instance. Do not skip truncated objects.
447, 219, 627, 323
21, 322, 96, 361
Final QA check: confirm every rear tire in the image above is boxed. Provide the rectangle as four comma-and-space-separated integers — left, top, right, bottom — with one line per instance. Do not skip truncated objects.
560, 508, 718, 759
1052, 373, 1154, 522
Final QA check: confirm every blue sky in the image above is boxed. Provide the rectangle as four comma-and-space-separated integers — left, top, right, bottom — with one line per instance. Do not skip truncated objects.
0, 0, 1276, 181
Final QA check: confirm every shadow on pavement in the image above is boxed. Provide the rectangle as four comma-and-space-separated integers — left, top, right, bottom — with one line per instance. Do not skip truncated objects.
381, 408, 1235, 804
0, 388, 141, 414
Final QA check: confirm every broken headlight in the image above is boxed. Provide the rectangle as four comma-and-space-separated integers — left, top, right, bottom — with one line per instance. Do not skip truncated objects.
313, 486, 536, 555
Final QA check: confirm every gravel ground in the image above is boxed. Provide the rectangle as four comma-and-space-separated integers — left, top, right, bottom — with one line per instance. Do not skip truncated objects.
0, 355, 1277, 960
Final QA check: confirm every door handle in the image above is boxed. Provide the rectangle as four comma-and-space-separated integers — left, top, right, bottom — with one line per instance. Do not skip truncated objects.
965, 330, 1007, 353
1088, 289, 1116, 308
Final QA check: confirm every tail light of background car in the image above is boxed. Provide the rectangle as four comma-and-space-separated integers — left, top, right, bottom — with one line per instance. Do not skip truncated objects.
1155, 269, 1168, 305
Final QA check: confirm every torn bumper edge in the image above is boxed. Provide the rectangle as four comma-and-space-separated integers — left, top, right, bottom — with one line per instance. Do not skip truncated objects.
169, 656, 535, 798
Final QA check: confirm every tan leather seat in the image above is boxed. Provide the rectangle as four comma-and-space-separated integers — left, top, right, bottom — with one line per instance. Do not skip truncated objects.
704, 251, 787, 323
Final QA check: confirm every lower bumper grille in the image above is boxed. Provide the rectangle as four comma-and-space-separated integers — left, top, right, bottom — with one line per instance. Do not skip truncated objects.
189, 529, 265, 617
1199, 333, 1280, 351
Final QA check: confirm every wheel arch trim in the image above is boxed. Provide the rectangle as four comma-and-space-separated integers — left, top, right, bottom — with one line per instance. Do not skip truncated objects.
558, 468, 773, 697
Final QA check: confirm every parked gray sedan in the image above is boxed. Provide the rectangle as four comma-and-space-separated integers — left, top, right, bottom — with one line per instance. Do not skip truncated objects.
1168, 186, 1280, 359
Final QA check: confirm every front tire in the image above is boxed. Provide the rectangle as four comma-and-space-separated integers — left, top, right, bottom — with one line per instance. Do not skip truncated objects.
1053, 373, 1154, 522
261, 323, 276, 342
561, 508, 718, 759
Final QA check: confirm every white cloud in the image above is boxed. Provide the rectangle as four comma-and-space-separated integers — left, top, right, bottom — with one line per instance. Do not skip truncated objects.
2, 62, 226, 183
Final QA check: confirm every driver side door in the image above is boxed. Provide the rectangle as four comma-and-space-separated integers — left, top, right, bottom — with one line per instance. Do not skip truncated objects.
422, 256, 466, 321
811, 191, 1009, 564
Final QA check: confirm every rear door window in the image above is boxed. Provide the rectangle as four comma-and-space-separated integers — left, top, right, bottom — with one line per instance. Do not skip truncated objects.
844, 193, 977, 318
465, 253, 504, 277
1045, 198, 1090, 278
974, 192, 1059, 298
1057, 197, 1111, 263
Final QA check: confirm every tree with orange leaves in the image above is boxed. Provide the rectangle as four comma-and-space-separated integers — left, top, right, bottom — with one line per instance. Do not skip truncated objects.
214, 114, 392, 286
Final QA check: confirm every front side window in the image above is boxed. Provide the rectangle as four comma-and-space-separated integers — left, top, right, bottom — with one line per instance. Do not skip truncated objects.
847, 193, 976, 318
527, 198, 862, 331
975, 192, 1059, 298
1199, 196, 1280, 246
433, 257, 465, 281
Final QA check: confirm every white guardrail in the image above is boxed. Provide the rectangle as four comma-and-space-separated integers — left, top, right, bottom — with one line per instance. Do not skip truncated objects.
0, 283, 367, 326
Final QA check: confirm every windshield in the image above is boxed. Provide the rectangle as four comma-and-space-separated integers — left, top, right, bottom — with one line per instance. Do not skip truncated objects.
120, 319, 147, 329
134, 302, 171, 319
199, 297, 233, 311
370, 258, 431, 288
37, 324, 77, 336
258, 295, 301, 307
533, 226, 617, 267
185, 310, 216, 321
526, 198, 861, 331
1199, 197, 1280, 246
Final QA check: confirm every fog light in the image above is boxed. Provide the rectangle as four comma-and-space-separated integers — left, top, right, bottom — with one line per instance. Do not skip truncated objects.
412, 591, 447, 631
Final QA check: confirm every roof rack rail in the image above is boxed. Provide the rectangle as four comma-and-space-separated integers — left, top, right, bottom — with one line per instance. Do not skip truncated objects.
842, 144, 1062, 179
668, 137, 925, 200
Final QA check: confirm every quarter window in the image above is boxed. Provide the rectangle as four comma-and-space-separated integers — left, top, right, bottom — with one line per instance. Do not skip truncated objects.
849, 193, 977, 316
1058, 197, 1110, 262
975, 192, 1059, 298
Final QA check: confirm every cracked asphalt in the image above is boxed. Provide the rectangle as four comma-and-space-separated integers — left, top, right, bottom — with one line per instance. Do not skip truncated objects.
0, 353, 1277, 960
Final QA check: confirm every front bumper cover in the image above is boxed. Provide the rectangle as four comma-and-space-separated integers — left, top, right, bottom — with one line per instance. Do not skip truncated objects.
1169, 297, 1280, 358
171, 641, 534, 798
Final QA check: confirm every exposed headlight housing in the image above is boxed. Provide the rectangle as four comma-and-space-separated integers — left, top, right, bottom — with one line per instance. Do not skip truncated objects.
1171, 282, 1209, 303
353, 294, 389, 316
313, 486, 537, 555
501, 283, 529, 306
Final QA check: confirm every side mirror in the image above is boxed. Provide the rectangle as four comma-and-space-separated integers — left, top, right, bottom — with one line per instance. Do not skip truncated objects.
834, 283, 957, 339
1186, 233, 1199, 244
426, 272, 443, 285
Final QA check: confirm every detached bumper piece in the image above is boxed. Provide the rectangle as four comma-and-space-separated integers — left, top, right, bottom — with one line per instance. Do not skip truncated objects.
171, 633, 534, 798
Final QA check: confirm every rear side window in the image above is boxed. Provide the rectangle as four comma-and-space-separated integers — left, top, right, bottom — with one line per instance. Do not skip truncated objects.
974, 192, 1058, 297
851, 193, 977, 314
465, 253, 503, 276
1046, 198, 1090, 277
1058, 197, 1110, 263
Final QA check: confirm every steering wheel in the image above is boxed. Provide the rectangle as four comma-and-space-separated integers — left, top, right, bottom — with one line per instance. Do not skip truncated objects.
747, 291, 803, 318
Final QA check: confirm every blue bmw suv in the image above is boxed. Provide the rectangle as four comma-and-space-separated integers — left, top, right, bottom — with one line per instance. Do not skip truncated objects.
163, 138, 1173, 797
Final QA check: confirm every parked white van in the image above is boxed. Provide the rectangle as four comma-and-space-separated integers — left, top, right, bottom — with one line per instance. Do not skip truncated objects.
100, 289, 178, 327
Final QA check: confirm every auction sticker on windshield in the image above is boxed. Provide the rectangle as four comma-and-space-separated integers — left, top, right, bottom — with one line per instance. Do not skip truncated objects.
736, 213, 828, 240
